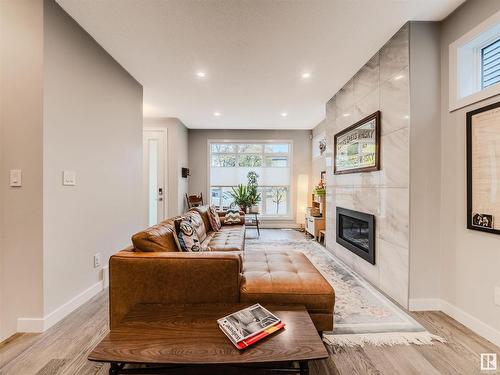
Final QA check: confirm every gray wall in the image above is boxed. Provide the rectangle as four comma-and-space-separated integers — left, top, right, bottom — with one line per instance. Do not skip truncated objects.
42, 0, 144, 315
439, 0, 500, 338
188, 129, 312, 226
312, 119, 327, 188
0, 0, 144, 339
322, 25, 411, 307
144, 117, 189, 217
0, 0, 45, 341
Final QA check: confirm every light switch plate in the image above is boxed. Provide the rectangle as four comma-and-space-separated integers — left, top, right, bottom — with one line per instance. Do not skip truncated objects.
94, 253, 102, 269
9, 169, 22, 187
62, 170, 76, 186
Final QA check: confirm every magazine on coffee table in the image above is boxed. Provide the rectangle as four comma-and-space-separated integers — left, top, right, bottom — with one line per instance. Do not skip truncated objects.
218, 304, 285, 349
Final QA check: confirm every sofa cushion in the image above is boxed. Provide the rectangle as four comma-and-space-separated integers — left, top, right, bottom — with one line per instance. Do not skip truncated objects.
240, 250, 334, 315
174, 217, 204, 252
132, 219, 180, 252
207, 206, 222, 232
184, 211, 207, 243
207, 226, 245, 251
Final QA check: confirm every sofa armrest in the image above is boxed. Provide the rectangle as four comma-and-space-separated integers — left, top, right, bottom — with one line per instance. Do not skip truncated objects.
109, 251, 242, 329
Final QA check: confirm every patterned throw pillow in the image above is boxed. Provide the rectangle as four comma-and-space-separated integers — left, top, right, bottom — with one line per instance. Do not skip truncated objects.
184, 211, 207, 242
207, 206, 222, 231
224, 209, 241, 225
174, 217, 203, 252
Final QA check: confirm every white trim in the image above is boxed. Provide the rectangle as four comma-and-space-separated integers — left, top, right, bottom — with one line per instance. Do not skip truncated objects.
449, 9, 500, 111
143, 127, 168, 222
409, 298, 442, 311
102, 265, 109, 289
440, 299, 500, 348
17, 281, 104, 333
258, 222, 298, 229
409, 298, 500, 347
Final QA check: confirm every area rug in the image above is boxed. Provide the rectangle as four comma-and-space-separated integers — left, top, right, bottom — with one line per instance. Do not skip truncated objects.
245, 237, 445, 347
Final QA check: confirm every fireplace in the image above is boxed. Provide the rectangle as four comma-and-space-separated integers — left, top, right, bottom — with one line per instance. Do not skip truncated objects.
336, 207, 375, 264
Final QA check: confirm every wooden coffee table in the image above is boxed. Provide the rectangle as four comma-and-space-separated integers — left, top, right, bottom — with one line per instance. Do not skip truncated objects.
88, 303, 328, 374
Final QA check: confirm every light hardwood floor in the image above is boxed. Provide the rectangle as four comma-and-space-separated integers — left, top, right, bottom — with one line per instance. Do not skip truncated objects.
1, 230, 498, 375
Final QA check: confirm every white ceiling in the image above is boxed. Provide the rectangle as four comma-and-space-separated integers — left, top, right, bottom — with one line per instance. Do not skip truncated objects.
57, 0, 463, 129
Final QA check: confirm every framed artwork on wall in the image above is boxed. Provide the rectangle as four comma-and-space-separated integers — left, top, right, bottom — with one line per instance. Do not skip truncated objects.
467, 101, 500, 235
334, 111, 381, 175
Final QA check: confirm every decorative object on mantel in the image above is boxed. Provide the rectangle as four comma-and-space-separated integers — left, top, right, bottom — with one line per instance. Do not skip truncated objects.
319, 137, 327, 155
246, 238, 445, 347
467, 101, 500, 235
311, 179, 326, 217
320, 170, 326, 185
334, 111, 381, 175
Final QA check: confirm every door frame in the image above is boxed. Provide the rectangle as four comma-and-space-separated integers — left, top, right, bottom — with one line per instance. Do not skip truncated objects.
143, 127, 168, 225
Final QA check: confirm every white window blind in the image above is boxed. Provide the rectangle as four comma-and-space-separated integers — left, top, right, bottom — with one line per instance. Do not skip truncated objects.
482, 39, 500, 88
209, 141, 292, 216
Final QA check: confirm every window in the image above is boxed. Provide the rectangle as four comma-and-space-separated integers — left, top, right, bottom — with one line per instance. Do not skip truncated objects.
482, 39, 500, 89
209, 141, 292, 217
449, 11, 500, 111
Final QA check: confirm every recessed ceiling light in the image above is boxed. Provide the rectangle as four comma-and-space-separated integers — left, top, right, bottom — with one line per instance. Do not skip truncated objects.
301, 72, 311, 79
196, 71, 207, 78
394, 74, 405, 80
342, 113, 350, 117
213, 111, 221, 117
281, 112, 288, 117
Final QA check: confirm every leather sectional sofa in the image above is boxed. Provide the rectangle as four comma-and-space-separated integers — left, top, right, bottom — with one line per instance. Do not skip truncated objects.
109, 205, 335, 333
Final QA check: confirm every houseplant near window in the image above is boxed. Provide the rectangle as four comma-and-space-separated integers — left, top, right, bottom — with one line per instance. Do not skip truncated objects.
229, 184, 249, 213
247, 171, 261, 213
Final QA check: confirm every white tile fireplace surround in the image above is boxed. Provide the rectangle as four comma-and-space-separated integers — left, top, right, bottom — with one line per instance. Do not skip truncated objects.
323, 24, 410, 308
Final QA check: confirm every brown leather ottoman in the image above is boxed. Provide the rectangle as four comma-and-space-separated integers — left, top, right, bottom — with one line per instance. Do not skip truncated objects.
239, 250, 335, 332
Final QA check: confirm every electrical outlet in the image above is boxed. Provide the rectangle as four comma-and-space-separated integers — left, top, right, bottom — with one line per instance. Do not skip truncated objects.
93, 253, 101, 269
495, 286, 500, 307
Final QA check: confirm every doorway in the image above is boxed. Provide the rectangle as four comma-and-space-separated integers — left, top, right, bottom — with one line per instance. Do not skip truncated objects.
143, 129, 166, 226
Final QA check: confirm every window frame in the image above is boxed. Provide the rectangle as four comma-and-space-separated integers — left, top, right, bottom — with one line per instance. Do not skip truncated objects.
207, 139, 293, 220
449, 10, 500, 111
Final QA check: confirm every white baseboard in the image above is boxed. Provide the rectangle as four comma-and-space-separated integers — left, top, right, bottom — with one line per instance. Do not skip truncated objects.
17, 280, 104, 333
409, 298, 442, 311
440, 299, 500, 348
259, 223, 298, 229
103, 265, 109, 288
409, 298, 500, 347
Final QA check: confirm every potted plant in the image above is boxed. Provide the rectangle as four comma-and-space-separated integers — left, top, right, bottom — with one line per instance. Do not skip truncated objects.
247, 171, 261, 213
314, 180, 326, 197
229, 184, 249, 213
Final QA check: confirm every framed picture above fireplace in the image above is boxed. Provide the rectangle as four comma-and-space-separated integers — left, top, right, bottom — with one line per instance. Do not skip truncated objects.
334, 111, 380, 175
466, 101, 500, 235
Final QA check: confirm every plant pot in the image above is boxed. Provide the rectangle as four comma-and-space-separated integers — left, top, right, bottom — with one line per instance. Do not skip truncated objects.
249, 205, 259, 214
